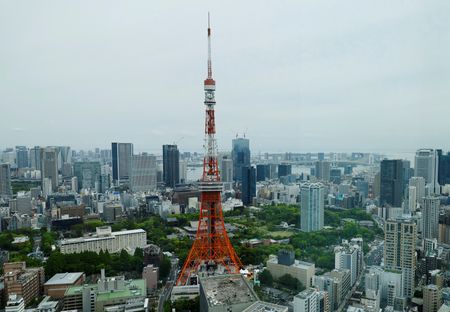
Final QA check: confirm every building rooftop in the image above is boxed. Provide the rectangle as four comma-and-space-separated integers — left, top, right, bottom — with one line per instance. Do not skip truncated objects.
438, 305, 450, 312
60, 228, 145, 244
295, 288, 316, 300
201, 274, 258, 307
96, 279, 146, 301
65, 284, 98, 297
267, 255, 315, 269
242, 301, 288, 312
44, 272, 84, 286
65, 279, 145, 301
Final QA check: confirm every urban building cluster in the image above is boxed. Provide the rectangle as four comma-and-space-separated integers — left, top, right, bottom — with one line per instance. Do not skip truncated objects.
1, 15, 450, 312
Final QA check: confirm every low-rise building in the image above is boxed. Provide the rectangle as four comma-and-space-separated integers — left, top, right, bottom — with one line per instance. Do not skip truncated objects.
36, 296, 61, 312
267, 253, 315, 288
242, 301, 288, 312
5, 294, 25, 312
59, 226, 146, 255
44, 272, 85, 298
63, 270, 147, 312
199, 274, 259, 312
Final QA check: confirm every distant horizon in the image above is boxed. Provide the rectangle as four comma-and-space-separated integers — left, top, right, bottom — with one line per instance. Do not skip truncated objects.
1, 144, 424, 159
2, 1, 449, 151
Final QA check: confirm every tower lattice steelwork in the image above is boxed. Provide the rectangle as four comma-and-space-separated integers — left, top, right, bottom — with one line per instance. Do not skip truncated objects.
176, 15, 242, 286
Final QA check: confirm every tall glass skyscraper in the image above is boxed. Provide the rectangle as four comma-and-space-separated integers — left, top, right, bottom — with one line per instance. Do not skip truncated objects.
41, 147, 59, 191
241, 166, 256, 206
437, 150, 450, 186
380, 159, 403, 207
232, 137, 250, 182
0, 164, 12, 196
111, 142, 133, 183
162, 144, 179, 188
73, 161, 101, 190
15, 146, 28, 169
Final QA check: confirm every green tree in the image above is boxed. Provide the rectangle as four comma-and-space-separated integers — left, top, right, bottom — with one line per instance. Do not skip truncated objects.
278, 274, 304, 292
258, 269, 273, 287
159, 256, 172, 280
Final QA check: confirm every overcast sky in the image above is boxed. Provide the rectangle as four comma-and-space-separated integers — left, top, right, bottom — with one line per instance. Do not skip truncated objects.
1, 1, 449, 154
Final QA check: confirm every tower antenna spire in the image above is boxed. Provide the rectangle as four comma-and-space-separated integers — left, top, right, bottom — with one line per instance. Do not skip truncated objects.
207, 12, 212, 79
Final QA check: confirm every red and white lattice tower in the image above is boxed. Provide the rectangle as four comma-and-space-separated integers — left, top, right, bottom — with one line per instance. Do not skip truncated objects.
176, 15, 242, 286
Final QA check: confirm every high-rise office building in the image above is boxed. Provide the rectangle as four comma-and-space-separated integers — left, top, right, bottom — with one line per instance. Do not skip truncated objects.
423, 196, 440, 240
241, 166, 256, 206
111, 143, 133, 183
73, 162, 101, 190
409, 176, 426, 206
71, 177, 78, 193
407, 186, 417, 213
330, 168, 342, 184
300, 182, 324, 232
315, 161, 331, 181
232, 137, 250, 182
179, 160, 187, 184
41, 147, 59, 192
29, 146, 41, 170
380, 159, 403, 207
59, 146, 72, 165
437, 150, 450, 186
162, 144, 179, 188
15, 146, 28, 169
278, 164, 292, 178
334, 242, 362, 286
439, 211, 450, 244
384, 218, 416, 298
256, 164, 270, 182
0, 164, 12, 196
130, 154, 157, 192
415, 149, 439, 193
402, 160, 414, 188
1, 149, 15, 166
423, 284, 442, 312
220, 156, 233, 183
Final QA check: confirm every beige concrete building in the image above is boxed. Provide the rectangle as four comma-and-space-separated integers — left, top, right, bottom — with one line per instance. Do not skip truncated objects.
423, 284, 442, 312
384, 218, 417, 298
267, 255, 315, 288
142, 264, 158, 293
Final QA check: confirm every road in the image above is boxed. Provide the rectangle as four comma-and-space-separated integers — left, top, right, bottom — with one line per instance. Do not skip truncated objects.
157, 258, 179, 312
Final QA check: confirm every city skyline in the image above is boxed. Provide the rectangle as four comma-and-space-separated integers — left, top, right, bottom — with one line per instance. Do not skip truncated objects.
1, 3, 450, 312
1, 1, 450, 152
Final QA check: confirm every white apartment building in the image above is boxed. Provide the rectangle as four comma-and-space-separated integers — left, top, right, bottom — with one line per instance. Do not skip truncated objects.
60, 226, 146, 255
294, 288, 318, 312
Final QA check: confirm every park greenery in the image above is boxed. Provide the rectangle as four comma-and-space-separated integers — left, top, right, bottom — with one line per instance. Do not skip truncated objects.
0, 202, 382, 285
11, 181, 41, 194
45, 249, 145, 278
227, 205, 382, 270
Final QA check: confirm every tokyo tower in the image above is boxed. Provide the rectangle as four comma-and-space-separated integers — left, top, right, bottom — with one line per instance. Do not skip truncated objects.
176, 15, 242, 286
